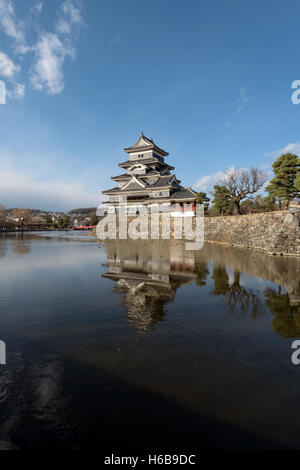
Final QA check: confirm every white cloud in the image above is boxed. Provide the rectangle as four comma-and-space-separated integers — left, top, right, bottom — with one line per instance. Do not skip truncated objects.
0, 80, 5, 103
264, 142, 300, 158
237, 87, 250, 113
30, 0, 83, 95
194, 167, 253, 192
0, 168, 99, 211
7, 81, 25, 99
0, 146, 104, 211
0, 0, 28, 52
0, 49, 24, 100
30, 33, 75, 95
194, 171, 225, 191
56, 18, 71, 36
0, 0, 83, 98
0, 51, 19, 77
56, 0, 83, 35
62, 0, 82, 23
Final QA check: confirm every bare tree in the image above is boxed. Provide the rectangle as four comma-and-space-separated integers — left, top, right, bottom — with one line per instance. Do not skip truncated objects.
12, 208, 32, 225
217, 167, 267, 215
0, 204, 6, 226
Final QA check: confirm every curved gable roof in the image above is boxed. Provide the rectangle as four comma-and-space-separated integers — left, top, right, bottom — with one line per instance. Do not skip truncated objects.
121, 176, 146, 191
124, 132, 169, 156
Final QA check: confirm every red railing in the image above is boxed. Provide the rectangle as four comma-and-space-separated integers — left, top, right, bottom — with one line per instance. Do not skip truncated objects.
72, 225, 97, 230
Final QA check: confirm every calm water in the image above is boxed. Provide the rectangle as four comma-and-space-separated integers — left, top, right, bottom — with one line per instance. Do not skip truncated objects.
0, 232, 300, 450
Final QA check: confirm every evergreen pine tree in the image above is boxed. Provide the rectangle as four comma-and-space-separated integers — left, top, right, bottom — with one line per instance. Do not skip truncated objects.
195, 191, 210, 214
212, 185, 233, 215
266, 153, 300, 207
294, 171, 300, 194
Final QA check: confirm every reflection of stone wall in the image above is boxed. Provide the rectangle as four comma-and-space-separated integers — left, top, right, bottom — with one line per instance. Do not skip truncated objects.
97, 211, 300, 257
204, 211, 300, 257
103, 239, 300, 300
196, 244, 300, 303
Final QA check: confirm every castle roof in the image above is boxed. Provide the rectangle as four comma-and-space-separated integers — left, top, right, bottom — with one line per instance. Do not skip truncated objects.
170, 188, 197, 200
103, 175, 181, 195
103, 179, 195, 200
111, 170, 160, 181
124, 132, 169, 156
150, 175, 180, 188
118, 158, 174, 170
103, 134, 196, 204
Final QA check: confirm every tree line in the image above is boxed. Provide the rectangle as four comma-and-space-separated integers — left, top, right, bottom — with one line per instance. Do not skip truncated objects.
196, 152, 300, 216
0, 152, 299, 224
0, 207, 72, 229
0, 206, 100, 230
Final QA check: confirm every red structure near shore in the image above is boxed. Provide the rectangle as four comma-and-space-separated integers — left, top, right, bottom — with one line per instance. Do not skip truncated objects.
72, 226, 97, 230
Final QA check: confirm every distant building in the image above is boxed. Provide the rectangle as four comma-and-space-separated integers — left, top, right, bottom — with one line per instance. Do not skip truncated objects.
102, 133, 196, 212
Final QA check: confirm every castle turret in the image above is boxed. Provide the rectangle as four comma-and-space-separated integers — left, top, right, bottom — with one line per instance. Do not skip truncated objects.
102, 133, 196, 209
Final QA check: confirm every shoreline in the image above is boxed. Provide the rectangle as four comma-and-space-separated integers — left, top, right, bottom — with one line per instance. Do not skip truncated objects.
94, 210, 300, 258
203, 239, 300, 258
0, 228, 72, 233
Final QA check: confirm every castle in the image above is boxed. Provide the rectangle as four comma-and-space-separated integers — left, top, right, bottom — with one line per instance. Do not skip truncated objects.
102, 133, 196, 211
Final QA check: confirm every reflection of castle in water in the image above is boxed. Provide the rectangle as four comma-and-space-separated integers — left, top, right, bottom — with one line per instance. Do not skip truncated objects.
102, 240, 196, 332
102, 240, 300, 336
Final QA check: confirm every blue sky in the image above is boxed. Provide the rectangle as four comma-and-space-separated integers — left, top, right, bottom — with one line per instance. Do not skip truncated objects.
0, 0, 300, 211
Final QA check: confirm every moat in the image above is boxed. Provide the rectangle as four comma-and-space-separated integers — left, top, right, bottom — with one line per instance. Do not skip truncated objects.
0, 232, 299, 450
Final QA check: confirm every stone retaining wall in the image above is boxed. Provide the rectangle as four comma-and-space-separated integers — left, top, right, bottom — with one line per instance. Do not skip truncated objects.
204, 211, 300, 256
96, 210, 300, 257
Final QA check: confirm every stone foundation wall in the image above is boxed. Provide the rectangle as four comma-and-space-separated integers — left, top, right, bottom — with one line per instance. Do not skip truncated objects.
204, 211, 300, 256
96, 210, 300, 257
